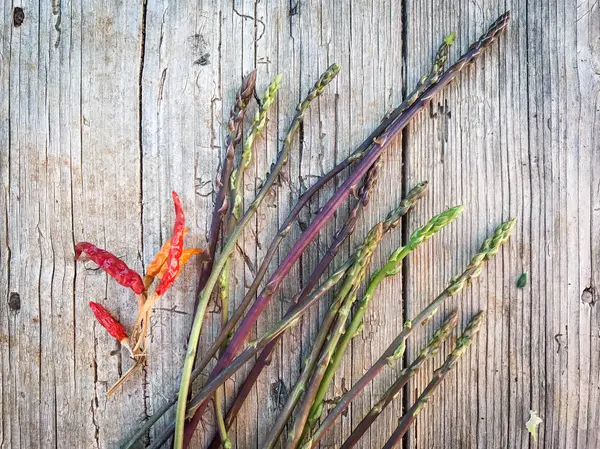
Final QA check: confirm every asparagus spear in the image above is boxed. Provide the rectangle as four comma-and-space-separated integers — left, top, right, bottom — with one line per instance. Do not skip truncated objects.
188, 16, 511, 446
213, 75, 283, 449
137, 184, 426, 449
300, 219, 515, 449
263, 220, 384, 449
300, 201, 466, 442
196, 70, 257, 299
288, 206, 464, 449
121, 182, 425, 449
335, 311, 459, 449
173, 64, 340, 449
207, 36, 455, 449
381, 311, 485, 449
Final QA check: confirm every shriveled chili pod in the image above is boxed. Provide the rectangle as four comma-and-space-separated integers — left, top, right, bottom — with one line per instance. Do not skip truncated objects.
157, 248, 203, 281
156, 192, 186, 296
144, 228, 190, 288
89, 301, 133, 355
75, 242, 145, 295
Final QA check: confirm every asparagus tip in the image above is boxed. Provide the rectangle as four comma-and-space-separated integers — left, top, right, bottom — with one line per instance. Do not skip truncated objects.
451, 204, 465, 215
444, 32, 456, 46
405, 181, 428, 201
318, 63, 341, 86
446, 309, 460, 327
245, 68, 258, 84
461, 310, 485, 341
495, 11, 511, 32
329, 62, 342, 74
273, 72, 284, 88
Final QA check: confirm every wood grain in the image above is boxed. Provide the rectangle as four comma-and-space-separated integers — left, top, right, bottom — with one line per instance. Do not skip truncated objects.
1, 1, 598, 448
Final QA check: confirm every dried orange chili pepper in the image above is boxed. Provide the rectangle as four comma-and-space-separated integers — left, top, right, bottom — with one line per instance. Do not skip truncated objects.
144, 228, 191, 288
155, 191, 185, 296
89, 301, 131, 350
157, 248, 203, 281
146, 240, 172, 278
75, 242, 145, 294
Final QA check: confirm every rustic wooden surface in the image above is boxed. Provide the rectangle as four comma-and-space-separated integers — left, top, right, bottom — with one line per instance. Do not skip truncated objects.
1, 1, 599, 448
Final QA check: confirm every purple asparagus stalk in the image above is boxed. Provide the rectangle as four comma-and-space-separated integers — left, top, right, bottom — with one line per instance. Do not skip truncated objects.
183, 12, 510, 446
174, 64, 341, 449
381, 311, 485, 449
214, 74, 283, 449
137, 183, 427, 449
206, 35, 456, 448
195, 70, 257, 298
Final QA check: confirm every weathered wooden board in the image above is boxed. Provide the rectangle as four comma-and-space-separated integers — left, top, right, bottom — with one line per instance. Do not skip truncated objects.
1, 1, 598, 449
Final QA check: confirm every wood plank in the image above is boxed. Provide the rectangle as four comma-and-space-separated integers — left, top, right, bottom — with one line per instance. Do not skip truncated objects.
404, 2, 600, 449
140, 1, 222, 448
2, 1, 599, 448
1, 0, 145, 448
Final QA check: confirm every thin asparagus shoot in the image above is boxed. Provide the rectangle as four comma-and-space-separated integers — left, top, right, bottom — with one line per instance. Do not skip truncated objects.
207, 178, 427, 449
214, 74, 282, 449
172, 65, 341, 449
333, 311, 459, 449
299, 218, 515, 448
381, 311, 485, 449
291, 206, 465, 448
121, 181, 426, 449
263, 221, 384, 449
190, 16, 510, 445
196, 70, 256, 300
209, 36, 456, 447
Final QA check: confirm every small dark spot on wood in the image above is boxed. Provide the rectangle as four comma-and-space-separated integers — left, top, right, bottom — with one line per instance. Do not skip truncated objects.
297, 218, 308, 232
271, 379, 288, 410
554, 333, 564, 353
13, 7, 24, 27
189, 33, 208, 52
582, 286, 596, 305
8, 292, 21, 311
32, 317, 40, 323
289, 1, 299, 16
194, 53, 210, 66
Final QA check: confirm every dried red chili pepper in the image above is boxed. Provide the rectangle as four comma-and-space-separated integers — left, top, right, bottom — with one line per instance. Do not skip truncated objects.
157, 248, 203, 281
75, 242, 145, 295
155, 192, 185, 295
89, 301, 131, 350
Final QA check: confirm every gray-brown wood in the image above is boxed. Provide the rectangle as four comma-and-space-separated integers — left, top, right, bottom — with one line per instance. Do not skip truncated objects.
1, 1, 598, 449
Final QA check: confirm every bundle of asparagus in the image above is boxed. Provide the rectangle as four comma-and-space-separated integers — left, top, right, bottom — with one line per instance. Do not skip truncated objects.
117, 11, 512, 449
